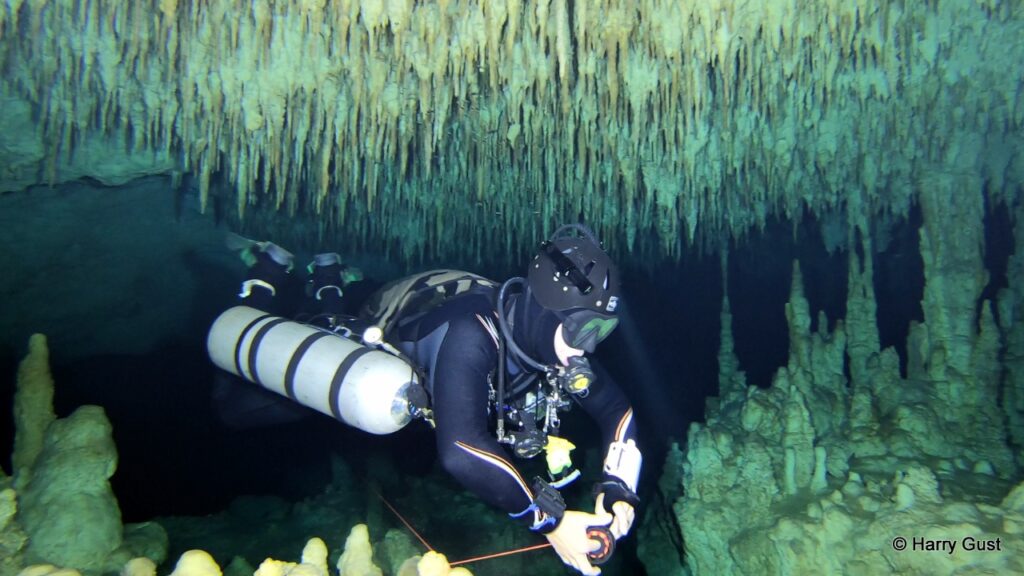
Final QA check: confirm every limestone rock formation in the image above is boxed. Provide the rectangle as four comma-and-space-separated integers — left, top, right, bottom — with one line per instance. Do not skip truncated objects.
669, 193, 1022, 574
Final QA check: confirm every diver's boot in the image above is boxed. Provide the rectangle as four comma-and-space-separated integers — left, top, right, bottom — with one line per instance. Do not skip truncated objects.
238, 242, 294, 312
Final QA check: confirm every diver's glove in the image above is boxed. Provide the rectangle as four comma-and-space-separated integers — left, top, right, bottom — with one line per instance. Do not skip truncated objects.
545, 509, 614, 576
512, 478, 610, 575
594, 478, 640, 540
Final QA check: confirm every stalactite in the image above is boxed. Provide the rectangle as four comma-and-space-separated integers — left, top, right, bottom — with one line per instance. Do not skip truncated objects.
1, 0, 1021, 267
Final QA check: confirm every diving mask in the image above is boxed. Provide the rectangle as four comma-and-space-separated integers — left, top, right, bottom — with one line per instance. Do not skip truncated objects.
561, 309, 619, 353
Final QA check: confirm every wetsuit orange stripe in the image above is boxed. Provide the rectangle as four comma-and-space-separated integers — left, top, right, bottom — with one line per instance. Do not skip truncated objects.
614, 408, 633, 442
475, 314, 499, 348
455, 440, 533, 500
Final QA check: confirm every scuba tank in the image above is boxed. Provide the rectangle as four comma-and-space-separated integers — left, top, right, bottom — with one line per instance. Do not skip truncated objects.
207, 305, 426, 435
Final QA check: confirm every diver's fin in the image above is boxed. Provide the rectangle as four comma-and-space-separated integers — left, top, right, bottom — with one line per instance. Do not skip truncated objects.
225, 232, 295, 269
225, 231, 260, 252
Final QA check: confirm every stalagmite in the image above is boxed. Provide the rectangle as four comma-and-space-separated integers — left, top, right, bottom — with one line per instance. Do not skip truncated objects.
675, 242, 1024, 574
1001, 201, 1024, 465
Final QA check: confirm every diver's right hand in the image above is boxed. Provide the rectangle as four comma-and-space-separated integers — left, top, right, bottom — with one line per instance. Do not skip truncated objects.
544, 509, 613, 575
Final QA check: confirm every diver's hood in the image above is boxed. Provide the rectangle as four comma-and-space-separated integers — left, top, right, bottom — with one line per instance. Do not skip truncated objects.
510, 292, 563, 367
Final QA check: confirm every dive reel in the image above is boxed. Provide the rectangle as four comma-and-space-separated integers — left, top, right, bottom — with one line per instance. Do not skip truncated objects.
529, 477, 616, 565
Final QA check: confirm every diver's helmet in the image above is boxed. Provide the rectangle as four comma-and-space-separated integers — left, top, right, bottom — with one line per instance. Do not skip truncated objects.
526, 225, 620, 353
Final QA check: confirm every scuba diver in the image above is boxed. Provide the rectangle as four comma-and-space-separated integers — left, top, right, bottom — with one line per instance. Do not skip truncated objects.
208, 225, 641, 575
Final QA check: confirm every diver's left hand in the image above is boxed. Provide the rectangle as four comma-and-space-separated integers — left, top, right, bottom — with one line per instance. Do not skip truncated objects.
595, 493, 635, 539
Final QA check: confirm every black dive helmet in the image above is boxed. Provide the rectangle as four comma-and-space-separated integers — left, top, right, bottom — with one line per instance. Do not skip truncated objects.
528, 224, 621, 353
496, 224, 621, 392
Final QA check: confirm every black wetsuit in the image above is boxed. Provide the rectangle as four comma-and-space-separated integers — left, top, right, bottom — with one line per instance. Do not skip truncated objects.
389, 289, 639, 526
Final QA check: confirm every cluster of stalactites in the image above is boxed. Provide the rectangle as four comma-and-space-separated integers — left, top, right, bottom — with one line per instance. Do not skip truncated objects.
1, 0, 1021, 265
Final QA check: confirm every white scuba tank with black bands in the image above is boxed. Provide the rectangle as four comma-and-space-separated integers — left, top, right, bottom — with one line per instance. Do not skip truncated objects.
207, 305, 420, 434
